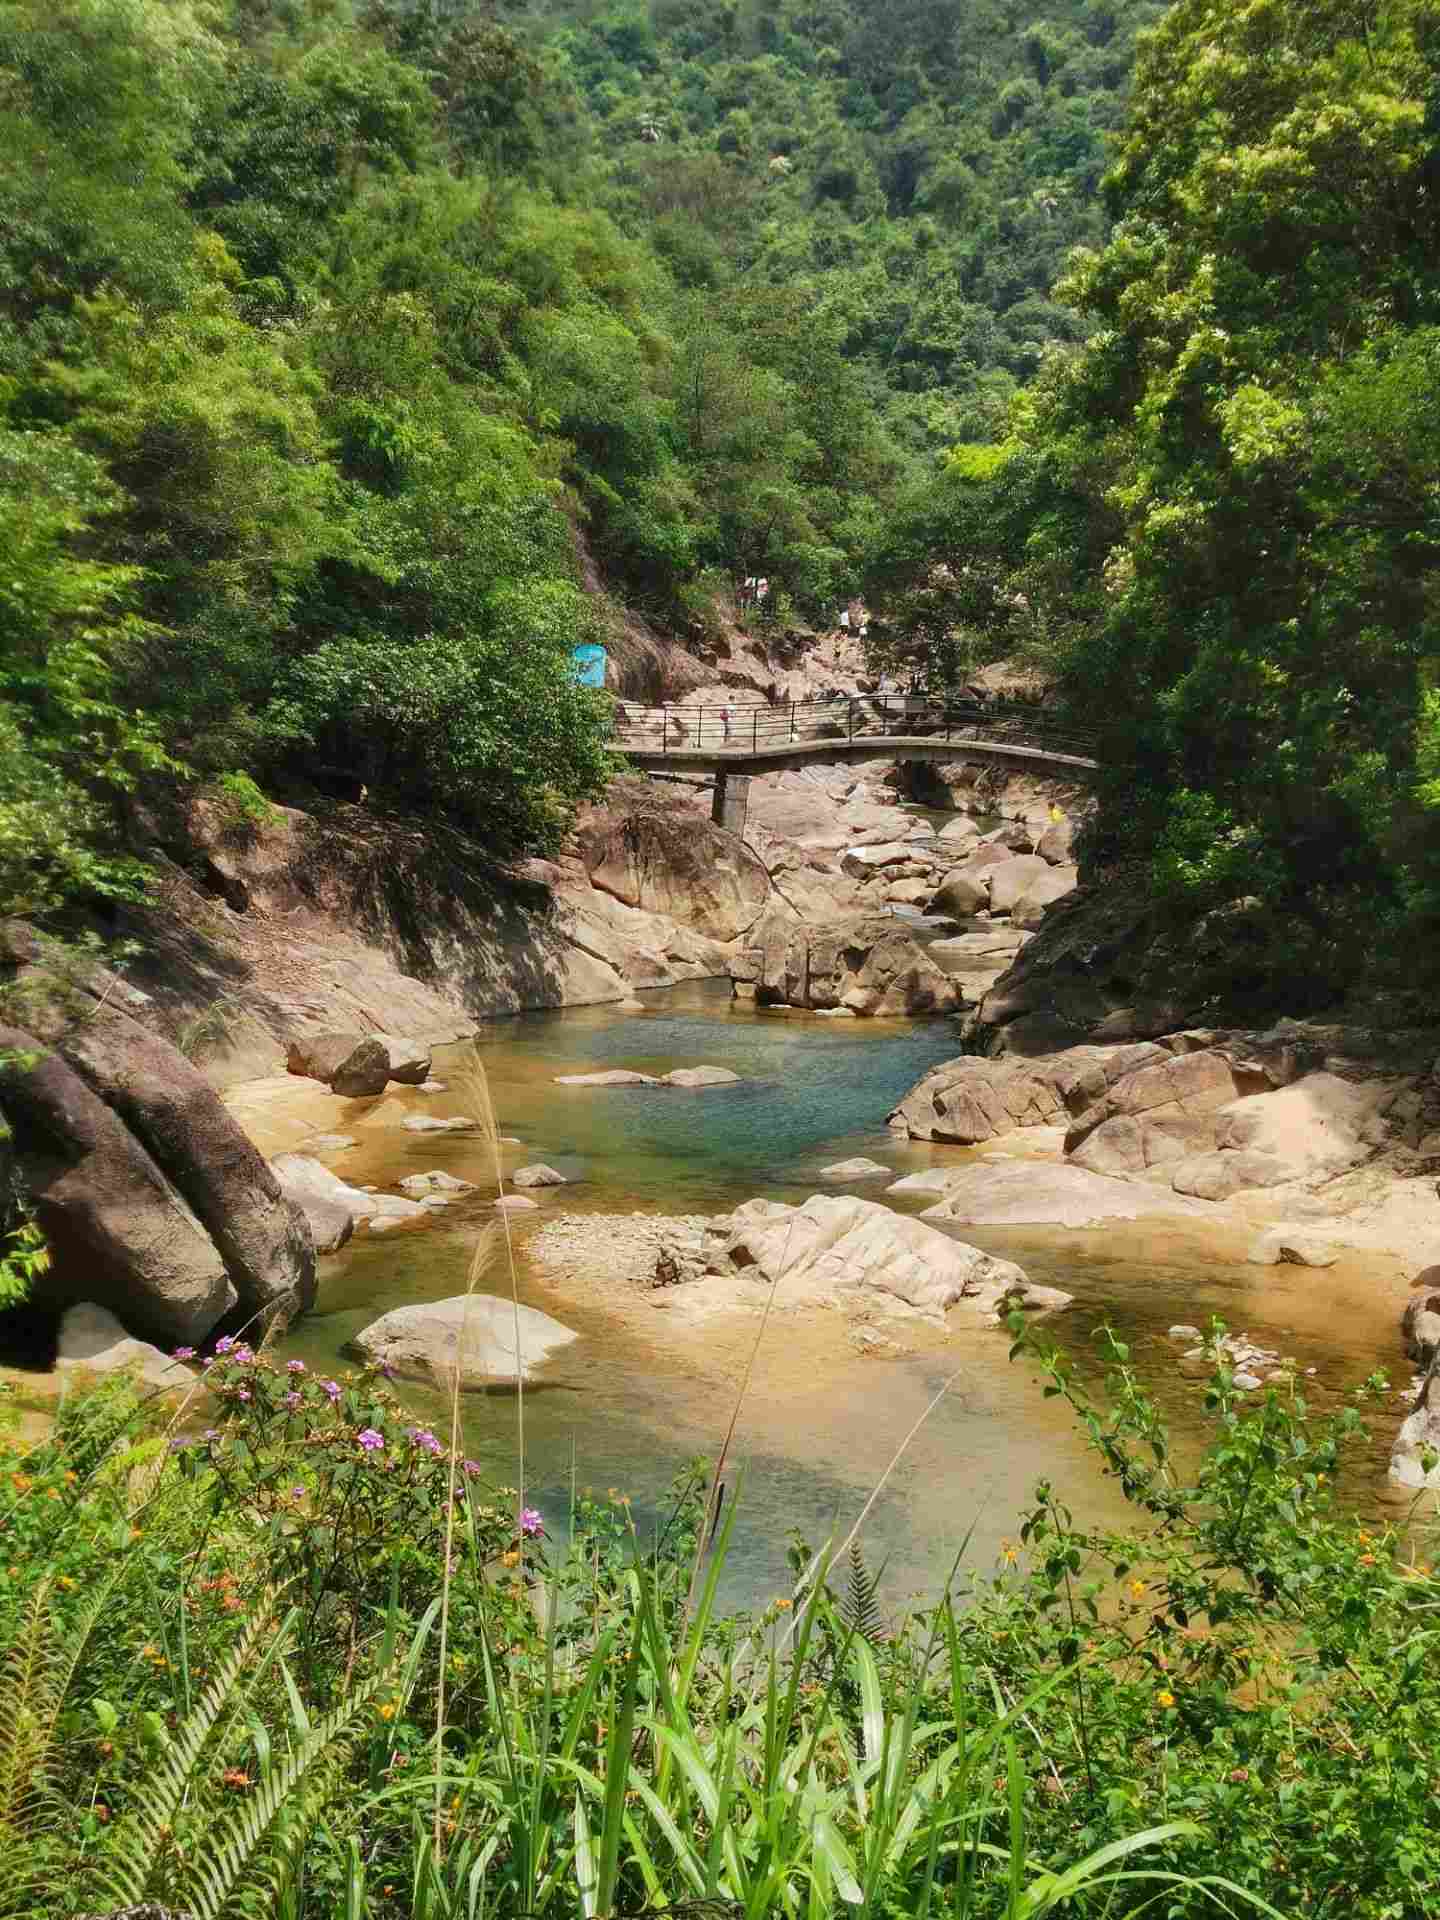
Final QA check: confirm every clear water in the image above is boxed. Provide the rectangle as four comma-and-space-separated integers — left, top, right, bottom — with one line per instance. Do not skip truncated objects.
281, 982, 1414, 1610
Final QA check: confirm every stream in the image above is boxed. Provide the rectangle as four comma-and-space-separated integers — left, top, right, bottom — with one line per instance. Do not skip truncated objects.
278, 980, 1415, 1609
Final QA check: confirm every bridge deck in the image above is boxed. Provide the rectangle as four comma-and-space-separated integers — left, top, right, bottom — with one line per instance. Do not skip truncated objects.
622, 733, 1098, 775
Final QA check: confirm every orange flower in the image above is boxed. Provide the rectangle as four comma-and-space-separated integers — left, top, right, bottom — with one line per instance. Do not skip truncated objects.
1155, 1689, 1176, 1710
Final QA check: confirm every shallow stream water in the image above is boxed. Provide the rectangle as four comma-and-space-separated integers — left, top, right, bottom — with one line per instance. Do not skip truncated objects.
279, 980, 1416, 1609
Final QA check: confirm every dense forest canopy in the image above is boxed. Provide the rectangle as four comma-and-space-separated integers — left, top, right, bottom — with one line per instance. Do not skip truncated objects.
0, 0, 1158, 909
875, 0, 1440, 1016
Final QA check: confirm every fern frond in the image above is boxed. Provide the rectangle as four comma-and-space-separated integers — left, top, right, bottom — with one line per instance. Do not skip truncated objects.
183, 1684, 384, 1920
0, 1580, 58, 1831
99, 1600, 288, 1908
841, 1541, 883, 1647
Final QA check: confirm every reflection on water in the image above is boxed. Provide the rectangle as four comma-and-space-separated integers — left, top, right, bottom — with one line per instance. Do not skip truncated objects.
281, 981, 1413, 1607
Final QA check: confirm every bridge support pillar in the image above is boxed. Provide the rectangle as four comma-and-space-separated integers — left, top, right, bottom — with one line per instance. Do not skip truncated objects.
711, 769, 751, 837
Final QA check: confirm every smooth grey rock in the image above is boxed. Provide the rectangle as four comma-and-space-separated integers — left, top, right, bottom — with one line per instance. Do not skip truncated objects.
494, 1194, 540, 1212
56, 1303, 197, 1392
351, 1294, 579, 1389
818, 1158, 893, 1180
398, 1170, 474, 1195
401, 1114, 479, 1132
512, 1164, 568, 1188
920, 1162, 1208, 1228
664, 1066, 740, 1088
554, 1070, 662, 1088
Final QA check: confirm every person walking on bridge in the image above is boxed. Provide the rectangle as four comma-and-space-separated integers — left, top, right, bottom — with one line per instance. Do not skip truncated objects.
719, 702, 734, 744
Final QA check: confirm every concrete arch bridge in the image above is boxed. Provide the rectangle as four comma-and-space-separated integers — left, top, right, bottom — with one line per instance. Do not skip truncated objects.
613, 694, 1099, 830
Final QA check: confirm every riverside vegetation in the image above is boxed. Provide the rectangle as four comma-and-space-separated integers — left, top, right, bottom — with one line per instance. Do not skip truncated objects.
7, 1323, 1440, 1919
9, 0, 1440, 1912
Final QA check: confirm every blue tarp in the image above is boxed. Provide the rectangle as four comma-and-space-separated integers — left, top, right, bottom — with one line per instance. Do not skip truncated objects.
571, 643, 608, 689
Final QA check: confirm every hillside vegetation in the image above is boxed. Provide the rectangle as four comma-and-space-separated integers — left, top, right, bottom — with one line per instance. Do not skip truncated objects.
0, 0, 1159, 919
867, 0, 1440, 1020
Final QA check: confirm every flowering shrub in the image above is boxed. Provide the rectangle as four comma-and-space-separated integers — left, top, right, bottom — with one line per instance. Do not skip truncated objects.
4, 1326, 1440, 1917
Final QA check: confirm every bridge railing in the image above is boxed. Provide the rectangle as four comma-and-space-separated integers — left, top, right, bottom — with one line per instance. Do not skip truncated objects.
611, 693, 1099, 760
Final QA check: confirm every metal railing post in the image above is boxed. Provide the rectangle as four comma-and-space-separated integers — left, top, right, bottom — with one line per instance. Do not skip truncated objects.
663, 710, 670, 753
790, 700, 796, 743
752, 709, 758, 754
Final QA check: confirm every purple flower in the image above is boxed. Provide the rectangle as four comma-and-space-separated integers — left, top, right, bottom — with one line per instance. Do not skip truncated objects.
284, 1391, 302, 1410
237, 1389, 252, 1403
168, 1437, 189, 1452
233, 1344, 255, 1365
203, 1428, 220, 1442
321, 1379, 341, 1402
290, 1485, 306, 1500
520, 1507, 543, 1538
407, 1427, 443, 1456
173, 1346, 196, 1361
357, 1427, 385, 1452
286, 1359, 306, 1374
463, 1459, 482, 1477
214, 1336, 235, 1355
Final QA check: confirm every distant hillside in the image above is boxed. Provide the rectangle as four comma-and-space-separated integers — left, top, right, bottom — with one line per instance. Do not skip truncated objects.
511, 0, 1164, 448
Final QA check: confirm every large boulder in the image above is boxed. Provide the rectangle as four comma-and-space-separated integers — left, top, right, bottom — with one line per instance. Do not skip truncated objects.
272, 1153, 424, 1239
729, 911, 967, 1015
1390, 1366, 1440, 1490
927, 928, 1031, 997
351, 1295, 579, 1388
1035, 816, 1076, 864
287, 1030, 391, 1096
0, 1025, 235, 1345
914, 1162, 1209, 1229
1168, 1150, 1296, 1200
1404, 1268, 1440, 1366
988, 855, 1055, 915
286, 1029, 430, 1096
889, 1043, 1142, 1144
271, 1154, 358, 1253
664, 1065, 740, 1088
56, 1302, 199, 1392
1012, 866, 1078, 930
1066, 1048, 1243, 1175
929, 869, 992, 919
575, 788, 771, 942
45, 999, 314, 1328
721, 1193, 1050, 1320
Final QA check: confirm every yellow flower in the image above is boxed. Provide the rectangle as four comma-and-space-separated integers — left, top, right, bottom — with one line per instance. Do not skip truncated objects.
1000, 1540, 1018, 1567
1155, 1689, 1176, 1710
1315, 1472, 1326, 1485
501, 1549, 520, 1568
774, 1597, 793, 1611
10, 1473, 30, 1492
1127, 1580, 1146, 1600
58, 1576, 75, 1590
63, 1471, 77, 1485
376, 1701, 396, 1721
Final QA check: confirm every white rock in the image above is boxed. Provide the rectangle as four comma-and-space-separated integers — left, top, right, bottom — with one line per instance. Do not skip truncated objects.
399, 1171, 475, 1195
494, 1194, 540, 1212
419, 1195, 450, 1209
818, 1158, 892, 1180
308, 1134, 357, 1153
919, 1162, 1207, 1229
724, 1193, 1049, 1322
513, 1164, 568, 1187
351, 1295, 578, 1388
554, 1071, 662, 1088
56, 1304, 195, 1392
417, 1079, 447, 1093
401, 1114, 480, 1132
1232, 1370, 1263, 1391
1168, 1324, 1202, 1341
664, 1066, 741, 1088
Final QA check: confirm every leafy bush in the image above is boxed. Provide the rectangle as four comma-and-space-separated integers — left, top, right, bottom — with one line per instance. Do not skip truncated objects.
4, 1323, 1439, 1917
